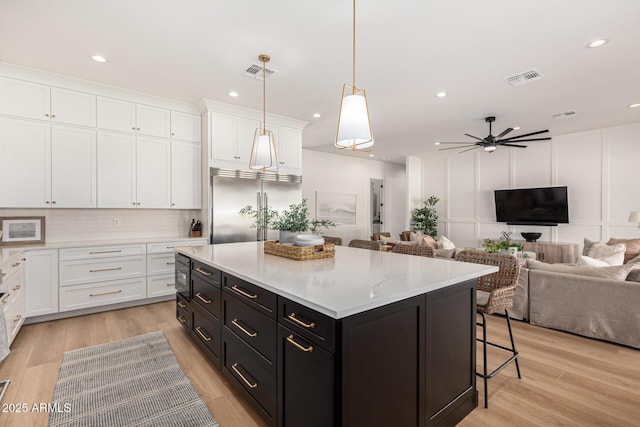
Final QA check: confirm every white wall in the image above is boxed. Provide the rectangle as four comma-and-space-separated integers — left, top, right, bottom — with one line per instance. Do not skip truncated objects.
422, 122, 640, 251
302, 149, 406, 244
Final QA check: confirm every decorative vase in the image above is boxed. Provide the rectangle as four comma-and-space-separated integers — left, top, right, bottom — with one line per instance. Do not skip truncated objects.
279, 230, 297, 244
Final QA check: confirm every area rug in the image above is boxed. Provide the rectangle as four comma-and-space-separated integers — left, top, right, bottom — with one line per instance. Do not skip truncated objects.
49, 331, 219, 427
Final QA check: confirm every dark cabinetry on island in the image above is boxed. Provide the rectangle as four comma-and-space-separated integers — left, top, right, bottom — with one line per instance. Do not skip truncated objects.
176, 253, 477, 427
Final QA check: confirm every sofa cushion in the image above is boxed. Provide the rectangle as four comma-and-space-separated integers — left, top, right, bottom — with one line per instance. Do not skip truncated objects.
435, 248, 455, 258
588, 241, 626, 260
607, 238, 640, 264
627, 268, 640, 282
409, 231, 423, 242
379, 235, 397, 245
526, 259, 635, 281
437, 236, 456, 250
582, 238, 599, 256
418, 235, 437, 249
578, 254, 623, 267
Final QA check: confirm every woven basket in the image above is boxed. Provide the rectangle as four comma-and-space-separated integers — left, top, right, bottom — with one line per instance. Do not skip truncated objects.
264, 240, 335, 261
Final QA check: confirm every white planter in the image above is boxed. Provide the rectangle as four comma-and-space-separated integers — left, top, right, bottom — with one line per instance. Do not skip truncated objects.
279, 230, 297, 244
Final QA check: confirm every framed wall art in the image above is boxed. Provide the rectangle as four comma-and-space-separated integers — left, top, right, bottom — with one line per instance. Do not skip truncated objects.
0, 216, 46, 245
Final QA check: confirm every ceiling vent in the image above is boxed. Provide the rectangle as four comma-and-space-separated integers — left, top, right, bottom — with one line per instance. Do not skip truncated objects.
244, 63, 276, 80
552, 110, 577, 119
505, 69, 544, 86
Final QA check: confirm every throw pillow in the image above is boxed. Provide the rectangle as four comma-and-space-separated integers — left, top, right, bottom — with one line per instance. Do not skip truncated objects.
588, 242, 626, 263
437, 236, 456, 250
578, 255, 621, 267
607, 238, 640, 264
582, 238, 599, 256
526, 259, 635, 281
626, 268, 640, 282
409, 231, 423, 242
627, 254, 640, 265
418, 235, 437, 249
379, 235, 397, 245
435, 248, 455, 258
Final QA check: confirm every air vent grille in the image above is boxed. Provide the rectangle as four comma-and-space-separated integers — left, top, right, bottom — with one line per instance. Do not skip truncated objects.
505, 69, 544, 86
244, 64, 276, 80
552, 110, 577, 119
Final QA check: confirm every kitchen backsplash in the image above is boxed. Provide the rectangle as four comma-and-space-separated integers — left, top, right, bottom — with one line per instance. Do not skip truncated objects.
0, 209, 201, 242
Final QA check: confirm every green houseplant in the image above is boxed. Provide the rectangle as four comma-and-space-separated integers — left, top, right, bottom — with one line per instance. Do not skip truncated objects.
483, 239, 523, 254
411, 195, 440, 238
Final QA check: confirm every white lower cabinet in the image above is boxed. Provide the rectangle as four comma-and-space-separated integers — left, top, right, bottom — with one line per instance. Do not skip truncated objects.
147, 274, 176, 298
59, 277, 147, 312
25, 249, 59, 317
59, 255, 147, 287
145, 239, 207, 298
1, 257, 25, 345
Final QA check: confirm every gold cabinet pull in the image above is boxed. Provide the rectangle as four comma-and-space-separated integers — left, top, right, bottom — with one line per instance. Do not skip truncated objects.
1, 295, 9, 305
231, 285, 257, 299
287, 334, 314, 353
89, 290, 122, 297
195, 267, 212, 276
177, 315, 187, 324
231, 363, 257, 388
14, 314, 22, 323
166, 283, 174, 287
177, 301, 187, 309
195, 292, 212, 304
166, 262, 175, 265
288, 312, 315, 329
195, 326, 212, 341
89, 249, 122, 255
12, 262, 21, 267
12, 285, 21, 291
89, 267, 122, 273
231, 319, 257, 338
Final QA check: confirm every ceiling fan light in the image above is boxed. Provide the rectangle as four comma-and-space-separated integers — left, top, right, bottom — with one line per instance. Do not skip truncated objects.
249, 129, 278, 171
484, 145, 497, 152
335, 85, 374, 150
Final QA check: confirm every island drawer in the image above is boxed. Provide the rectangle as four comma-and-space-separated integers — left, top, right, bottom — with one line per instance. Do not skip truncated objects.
192, 275, 221, 320
279, 297, 336, 352
223, 329, 276, 422
192, 261, 221, 287
223, 274, 276, 318
192, 303, 221, 366
176, 295, 191, 330
224, 292, 276, 367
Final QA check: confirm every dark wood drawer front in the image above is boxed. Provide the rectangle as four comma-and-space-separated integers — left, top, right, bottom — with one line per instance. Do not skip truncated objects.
224, 274, 276, 318
279, 297, 336, 352
225, 293, 276, 366
224, 330, 276, 420
192, 260, 222, 286
193, 275, 221, 320
176, 297, 191, 331
192, 304, 221, 361
176, 293, 190, 312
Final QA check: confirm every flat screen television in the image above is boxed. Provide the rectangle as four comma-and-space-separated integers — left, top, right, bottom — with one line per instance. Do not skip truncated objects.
494, 186, 569, 226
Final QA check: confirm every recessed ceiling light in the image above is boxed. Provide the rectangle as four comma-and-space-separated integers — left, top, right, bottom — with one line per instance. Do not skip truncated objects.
513, 126, 521, 130
228, 91, 239, 97
586, 39, 609, 49
368, 154, 375, 157
91, 55, 107, 63
435, 91, 447, 98
434, 142, 441, 145
629, 103, 640, 108
313, 113, 321, 118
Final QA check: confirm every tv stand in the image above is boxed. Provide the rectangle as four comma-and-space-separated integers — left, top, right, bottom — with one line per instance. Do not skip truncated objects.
515, 240, 578, 264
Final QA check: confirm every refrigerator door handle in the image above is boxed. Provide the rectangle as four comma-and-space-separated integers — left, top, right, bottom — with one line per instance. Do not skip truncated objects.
257, 191, 262, 241
263, 192, 269, 241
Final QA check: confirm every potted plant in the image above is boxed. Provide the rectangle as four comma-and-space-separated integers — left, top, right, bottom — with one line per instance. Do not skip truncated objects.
483, 239, 523, 255
238, 204, 279, 234
411, 195, 439, 238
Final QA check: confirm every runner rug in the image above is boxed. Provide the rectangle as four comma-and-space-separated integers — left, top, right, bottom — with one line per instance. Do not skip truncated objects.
49, 331, 219, 426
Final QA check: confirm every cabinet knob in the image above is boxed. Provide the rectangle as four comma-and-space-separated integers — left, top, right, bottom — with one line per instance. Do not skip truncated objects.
137, 202, 140, 205
171, 203, 175, 206
45, 113, 50, 118
132, 202, 136, 205
51, 114, 56, 118
137, 127, 141, 131
52, 201, 57, 204
171, 132, 175, 136
132, 127, 136, 130
46, 201, 50, 204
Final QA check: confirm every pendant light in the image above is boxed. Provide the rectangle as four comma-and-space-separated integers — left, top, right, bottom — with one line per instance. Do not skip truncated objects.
335, 0, 374, 151
249, 54, 278, 171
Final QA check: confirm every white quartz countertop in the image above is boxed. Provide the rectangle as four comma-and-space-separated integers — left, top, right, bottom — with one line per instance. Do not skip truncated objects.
177, 242, 499, 319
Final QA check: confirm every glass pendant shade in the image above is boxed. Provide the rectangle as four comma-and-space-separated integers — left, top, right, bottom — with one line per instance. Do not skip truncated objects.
249, 128, 278, 171
335, 84, 374, 150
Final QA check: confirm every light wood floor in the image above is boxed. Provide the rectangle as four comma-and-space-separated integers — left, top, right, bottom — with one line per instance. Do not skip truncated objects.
0, 301, 638, 426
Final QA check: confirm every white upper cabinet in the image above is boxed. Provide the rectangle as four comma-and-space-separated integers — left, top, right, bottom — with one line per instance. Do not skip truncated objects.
277, 126, 302, 170
171, 110, 201, 142
210, 111, 237, 162
51, 125, 97, 207
236, 116, 260, 163
0, 77, 96, 127
97, 96, 170, 138
171, 140, 201, 209
136, 136, 171, 208
97, 131, 137, 208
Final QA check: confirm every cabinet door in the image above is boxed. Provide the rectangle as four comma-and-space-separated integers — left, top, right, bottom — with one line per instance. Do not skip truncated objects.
278, 126, 301, 169
137, 136, 171, 208
25, 249, 59, 317
278, 325, 335, 427
236, 116, 260, 164
171, 140, 201, 209
97, 131, 137, 207
50, 87, 96, 127
171, 110, 201, 142
210, 111, 236, 162
97, 96, 136, 133
136, 104, 171, 138
51, 125, 97, 207
0, 77, 50, 121
0, 118, 51, 207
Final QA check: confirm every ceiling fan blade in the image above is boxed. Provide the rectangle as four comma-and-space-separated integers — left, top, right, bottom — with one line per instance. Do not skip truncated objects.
437, 141, 479, 144
439, 145, 476, 151
464, 133, 485, 142
458, 146, 481, 154
501, 143, 527, 148
496, 127, 513, 139
501, 129, 549, 141
503, 137, 552, 142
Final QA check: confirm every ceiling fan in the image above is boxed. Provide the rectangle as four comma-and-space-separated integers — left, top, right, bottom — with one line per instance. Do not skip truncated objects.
437, 116, 551, 153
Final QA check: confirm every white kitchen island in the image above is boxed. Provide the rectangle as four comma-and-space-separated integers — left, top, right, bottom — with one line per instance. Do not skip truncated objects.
176, 242, 497, 427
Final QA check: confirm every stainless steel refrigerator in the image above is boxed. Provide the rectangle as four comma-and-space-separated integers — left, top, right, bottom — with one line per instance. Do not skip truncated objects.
209, 168, 302, 243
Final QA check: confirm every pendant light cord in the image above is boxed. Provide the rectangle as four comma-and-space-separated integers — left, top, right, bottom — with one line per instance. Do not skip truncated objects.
263, 58, 266, 134
352, 0, 356, 93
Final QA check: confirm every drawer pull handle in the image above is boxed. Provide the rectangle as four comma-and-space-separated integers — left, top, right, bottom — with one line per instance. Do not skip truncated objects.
177, 315, 187, 324
14, 314, 22, 322
1, 295, 9, 305
177, 301, 187, 308
195, 267, 212, 276
231, 285, 257, 300
89, 290, 122, 297
231, 363, 257, 388
195, 326, 212, 342
231, 319, 257, 338
166, 262, 175, 265
0, 272, 5, 280
89, 267, 122, 273
288, 313, 315, 329
166, 246, 175, 249
195, 293, 212, 304
287, 335, 314, 353
89, 250, 122, 255
12, 285, 21, 291
166, 283, 174, 287
12, 262, 21, 267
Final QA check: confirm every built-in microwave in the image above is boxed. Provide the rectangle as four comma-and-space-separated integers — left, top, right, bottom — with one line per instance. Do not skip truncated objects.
175, 253, 190, 301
